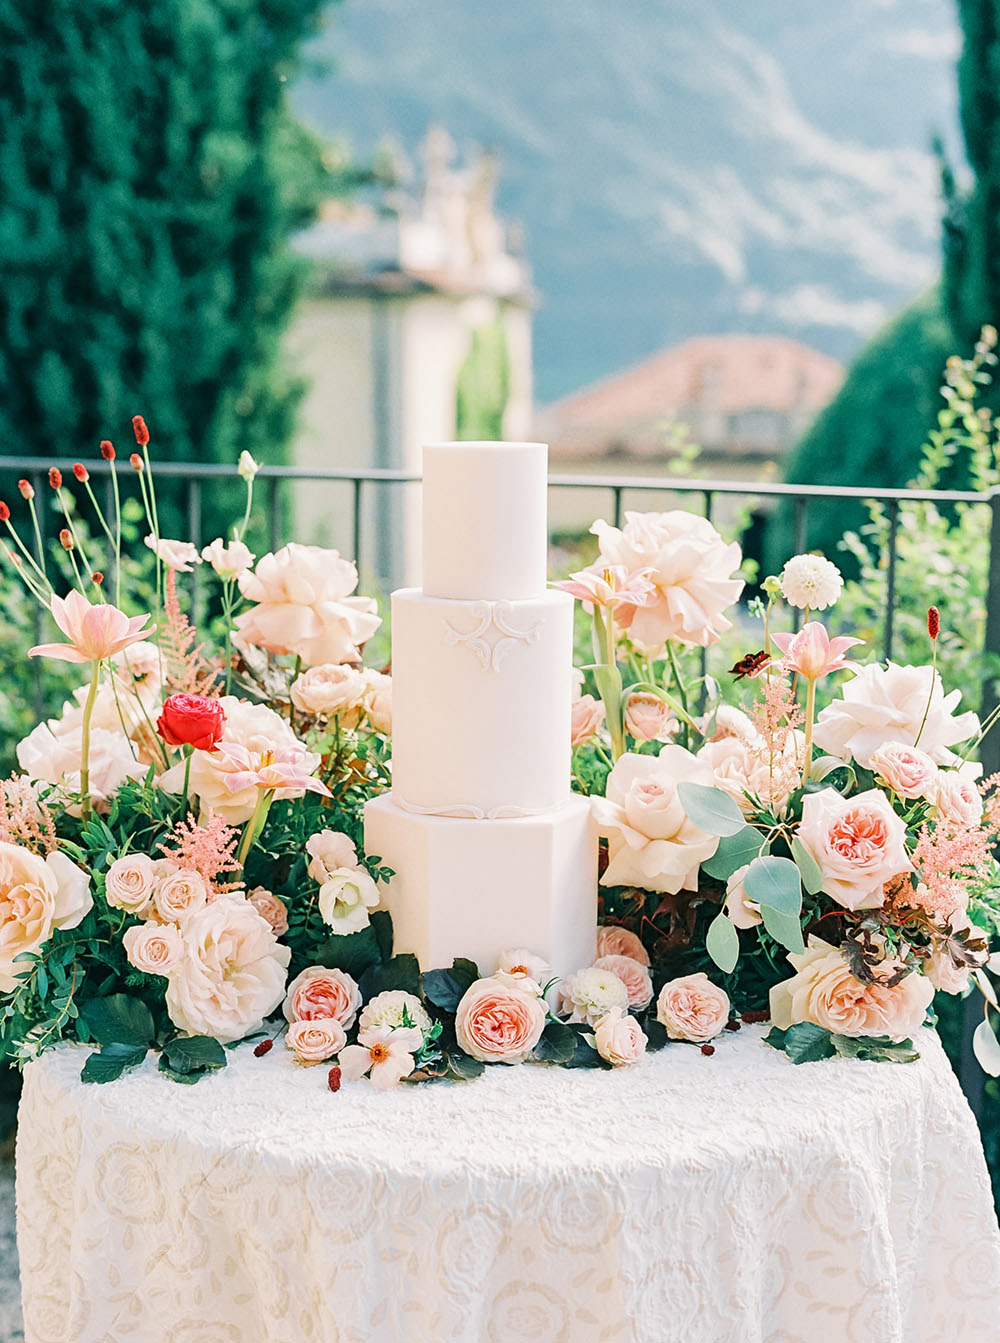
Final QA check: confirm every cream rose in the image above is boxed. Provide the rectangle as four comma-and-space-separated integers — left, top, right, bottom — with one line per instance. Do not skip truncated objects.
933, 772, 984, 828
592, 954, 653, 1010
697, 733, 800, 817
235, 543, 381, 667
813, 662, 979, 768
0, 843, 92, 992
725, 863, 761, 929
164, 901, 290, 1043
318, 867, 380, 934
290, 663, 367, 720
123, 921, 183, 977
594, 1008, 647, 1066
591, 746, 720, 894
558, 965, 629, 1026
656, 973, 731, 1042
104, 854, 156, 914
283, 965, 361, 1029
247, 887, 289, 936
796, 787, 912, 911
571, 694, 604, 746
769, 937, 934, 1042
357, 990, 432, 1038
362, 669, 392, 735
285, 1018, 347, 1064
624, 692, 675, 743
145, 535, 201, 572
153, 868, 210, 923
17, 721, 146, 814
595, 925, 650, 966
455, 976, 547, 1064
305, 830, 359, 884
593, 510, 743, 651
869, 742, 939, 801
201, 537, 255, 581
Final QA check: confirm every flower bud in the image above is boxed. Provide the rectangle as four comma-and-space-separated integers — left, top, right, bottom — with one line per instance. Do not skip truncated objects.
100, 440, 116, 461
238, 450, 260, 483
59, 529, 74, 551
48, 467, 62, 489
761, 575, 782, 598
0, 502, 9, 523
130, 453, 144, 471
132, 415, 150, 447
927, 606, 940, 641
253, 1039, 273, 1058
327, 1065, 342, 1092
92, 572, 104, 586
17, 480, 33, 500
72, 463, 89, 482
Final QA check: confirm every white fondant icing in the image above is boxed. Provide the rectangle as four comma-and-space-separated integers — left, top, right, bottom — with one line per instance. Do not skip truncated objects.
442, 599, 542, 672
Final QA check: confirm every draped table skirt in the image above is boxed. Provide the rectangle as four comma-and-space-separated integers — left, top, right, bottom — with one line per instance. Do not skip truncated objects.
15, 1025, 1000, 1343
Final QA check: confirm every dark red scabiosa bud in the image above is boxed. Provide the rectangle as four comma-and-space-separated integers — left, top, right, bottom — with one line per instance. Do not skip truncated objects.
72, 463, 89, 482
0, 502, 9, 523
253, 1039, 274, 1058
156, 693, 226, 752
724, 1019, 741, 1032
100, 440, 116, 461
48, 467, 62, 489
59, 529, 74, 551
927, 606, 940, 641
700, 1044, 715, 1057
327, 1066, 342, 1092
92, 572, 104, 586
17, 480, 33, 500
129, 453, 143, 471
132, 415, 150, 447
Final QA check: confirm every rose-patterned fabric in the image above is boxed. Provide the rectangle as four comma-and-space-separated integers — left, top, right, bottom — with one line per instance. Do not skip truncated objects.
16, 1026, 1000, 1343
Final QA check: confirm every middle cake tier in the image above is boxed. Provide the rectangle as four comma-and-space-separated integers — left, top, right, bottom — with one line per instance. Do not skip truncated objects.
389, 586, 574, 818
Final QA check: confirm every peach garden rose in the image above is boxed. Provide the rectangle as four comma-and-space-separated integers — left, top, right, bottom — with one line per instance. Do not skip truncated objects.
594, 1009, 647, 1067
868, 742, 938, 801
283, 965, 361, 1029
122, 921, 183, 977
285, 1018, 347, 1064
455, 975, 547, 1064
0, 843, 92, 992
595, 925, 650, 966
796, 787, 912, 911
571, 694, 604, 747
656, 973, 730, 1042
104, 854, 156, 914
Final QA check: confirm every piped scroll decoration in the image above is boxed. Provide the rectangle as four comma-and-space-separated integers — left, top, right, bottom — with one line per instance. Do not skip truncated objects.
442, 600, 542, 672
393, 793, 552, 821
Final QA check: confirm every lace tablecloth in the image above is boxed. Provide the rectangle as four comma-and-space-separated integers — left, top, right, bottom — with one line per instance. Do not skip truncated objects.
15, 1025, 1000, 1343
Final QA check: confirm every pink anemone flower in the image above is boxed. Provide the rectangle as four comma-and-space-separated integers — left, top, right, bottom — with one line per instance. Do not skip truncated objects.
29, 591, 155, 664
771, 622, 863, 681
556, 563, 657, 611
216, 742, 332, 799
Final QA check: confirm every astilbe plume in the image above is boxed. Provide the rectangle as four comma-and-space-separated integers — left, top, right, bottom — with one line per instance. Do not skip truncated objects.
0, 777, 57, 854
159, 568, 218, 696
158, 813, 244, 895
912, 797, 999, 921
749, 674, 804, 801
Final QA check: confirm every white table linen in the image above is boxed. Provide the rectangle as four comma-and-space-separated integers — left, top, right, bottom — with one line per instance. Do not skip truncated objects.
15, 1024, 1000, 1342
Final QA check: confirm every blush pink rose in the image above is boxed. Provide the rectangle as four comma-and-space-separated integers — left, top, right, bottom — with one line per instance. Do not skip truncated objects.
455, 975, 547, 1064
933, 772, 984, 828
796, 787, 912, 911
725, 863, 761, 929
571, 694, 604, 746
123, 921, 183, 976
869, 742, 938, 801
285, 1018, 347, 1064
247, 887, 289, 936
104, 854, 156, 914
595, 925, 650, 966
283, 965, 361, 1029
153, 868, 210, 923
594, 1009, 647, 1066
624, 692, 675, 743
656, 973, 730, 1042
592, 954, 653, 1010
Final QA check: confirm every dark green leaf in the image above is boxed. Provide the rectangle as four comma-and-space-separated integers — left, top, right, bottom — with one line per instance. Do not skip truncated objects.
315, 924, 382, 979
158, 1057, 214, 1085
533, 1020, 576, 1064
705, 911, 740, 974
677, 782, 746, 837
78, 995, 156, 1048
162, 1035, 227, 1076
371, 910, 393, 962
643, 1016, 669, 1052
359, 953, 421, 1000
444, 1052, 485, 1081
830, 1033, 921, 1065
701, 826, 764, 879
564, 1026, 612, 1069
81, 1042, 148, 1084
764, 1021, 836, 1064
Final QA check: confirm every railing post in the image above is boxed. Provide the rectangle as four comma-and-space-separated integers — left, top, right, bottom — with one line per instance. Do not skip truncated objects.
267, 477, 281, 553
883, 500, 899, 662
187, 478, 202, 622
792, 497, 808, 631
612, 486, 623, 529
353, 478, 363, 571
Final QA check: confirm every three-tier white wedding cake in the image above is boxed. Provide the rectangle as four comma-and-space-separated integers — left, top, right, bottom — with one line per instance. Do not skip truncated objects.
365, 441, 597, 976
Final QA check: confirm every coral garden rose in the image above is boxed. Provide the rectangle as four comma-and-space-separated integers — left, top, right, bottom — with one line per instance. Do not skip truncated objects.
796, 787, 912, 911
868, 742, 939, 801
285, 1018, 347, 1064
595, 925, 650, 966
235, 543, 381, 667
592, 954, 653, 1010
592, 510, 743, 651
153, 868, 210, 923
317, 866, 380, 934
247, 887, 289, 937
455, 975, 547, 1064
571, 694, 604, 747
769, 937, 934, 1043
0, 843, 92, 992
104, 853, 156, 914
594, 1008, 647, 1067
165, 900, 290, 1044
592, 746, 720, 894
933, 772, 984, 828
283, 965, 362, 1029
813, 662, 979, 768
624, 691, 675, 743
290, 663, 367, 720
656, 973, 730, 1043
357, 990, 432, 1038
558, 965, 630, 1026
123, 921, 183, 977
156, 694, 226, 752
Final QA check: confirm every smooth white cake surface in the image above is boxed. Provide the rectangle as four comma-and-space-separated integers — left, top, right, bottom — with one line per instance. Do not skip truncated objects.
389, 586, 574, 818
422, 441, 548, 601
365, 792, 597, 977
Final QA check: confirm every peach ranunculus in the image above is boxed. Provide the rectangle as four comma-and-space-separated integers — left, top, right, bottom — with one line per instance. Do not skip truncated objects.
305, 830, 359, 883
624, 691, 675, 743
571, 694, 605, 746
697, 732, 801, 817
591, 746, 720, 894
283, 965, 362, 1029
153, 868, 210, 923
769, 937, 934, 1042
592, 954, 653, 1010
247, 887, 289, 936
361, 669, 392, 735
164, 900, 290, 1043
122, 921, 183, 977
594, 1009, 647, 1066
0, 843, 92, 992
656, 973, 731, 1042
796, 787, 912, 911
157, 696, 305, 824
285, 1018, 347, 1064
104, 854, 157, 914
813, 662, 979, 768
725, 863, 762, 929
595, 925, 650, 966
28, 590, 154, 665
932, 772, 984, 828
455, 975, 547, 1064
290, 663, 367, 721
592, 510, 744, 652
235, 543, 381, 667
868, 742, 939, 801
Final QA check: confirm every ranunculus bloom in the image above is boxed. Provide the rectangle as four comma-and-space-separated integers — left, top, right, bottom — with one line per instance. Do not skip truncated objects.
305, 829, 359, 883
29, 591, 154, 665
656, 973, 730, 1042
201, 538, 255, 581
933, 772, 984, 828
592, 954, 653, 1009
725, 863, 761, 929
339, 1024, 422, 1089
235, 543, 381, 667
455, 975, 547, 1063
592, 511, 743, 651
358, 990, 432, 1038
558, 965, 630, 1025
104, 854, 156, 914
624, 691, 675, 743
796, 787, 912, 911
594, 1008, 647, 1066
697, 732, 801, 817
813, 662, 980, 768
591, 746, 720, 894
153, 868, 210, 923
779, 554, 843, 611
317, 866, 380, 934
869, 742, 939, 801
285, 1018, 347, 1064
0, 844, 92, 992
769, 937, 934, 1042
770, 622, 862, 680
595, 925, 650, 966
144, 535, 201, 573
571, 694, 605, 746
123, 921, 183, 977
157, 694, 226, 752
164, 900, 290, 1043
283, 965, 361, 1029
290, 663, 367, 720
361, 668, 392, 735
247, 887, 289, 937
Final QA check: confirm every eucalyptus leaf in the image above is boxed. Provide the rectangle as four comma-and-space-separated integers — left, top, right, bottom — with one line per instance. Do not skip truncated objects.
677, 782, 746, 837
759, 903, 806, 956
744, 856, 802, 918
790, 838, 824, 895
701, 826, 764, 880
705, 911, 740, 974
975, 969, 999, 1010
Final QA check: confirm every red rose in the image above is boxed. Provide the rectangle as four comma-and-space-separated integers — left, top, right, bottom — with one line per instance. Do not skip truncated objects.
157, 693, 225, 752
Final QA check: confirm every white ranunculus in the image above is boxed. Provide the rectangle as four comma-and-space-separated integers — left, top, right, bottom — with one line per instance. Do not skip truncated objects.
357, 990, 432, 1039
558, 965, 629, 1026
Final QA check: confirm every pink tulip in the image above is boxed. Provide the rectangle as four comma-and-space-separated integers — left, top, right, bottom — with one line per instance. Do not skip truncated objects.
216, 743, 332, 798
556, 563, 657, 610
29, 590, 154, 664
771, 622, 862, 681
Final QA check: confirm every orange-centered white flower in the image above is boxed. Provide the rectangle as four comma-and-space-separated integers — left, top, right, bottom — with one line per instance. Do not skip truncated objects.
29, 591, 154, 665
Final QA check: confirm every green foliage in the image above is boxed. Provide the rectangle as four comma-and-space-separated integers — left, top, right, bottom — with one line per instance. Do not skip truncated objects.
764, 1023, 921, 1066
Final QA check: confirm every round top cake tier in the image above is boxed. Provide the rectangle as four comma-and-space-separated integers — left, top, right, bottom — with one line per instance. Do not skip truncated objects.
422, 441, 548, 600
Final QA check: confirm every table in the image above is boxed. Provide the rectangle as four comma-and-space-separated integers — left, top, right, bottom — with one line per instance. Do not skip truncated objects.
15, 1025, 1000, 1343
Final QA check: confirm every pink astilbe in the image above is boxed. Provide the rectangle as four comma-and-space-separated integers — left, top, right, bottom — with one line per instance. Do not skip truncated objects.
912, 817, 997, 921
0, 777, 57, 854
158, 813, 244, 895
745, 675, 806, 810
160, 568, 218, 696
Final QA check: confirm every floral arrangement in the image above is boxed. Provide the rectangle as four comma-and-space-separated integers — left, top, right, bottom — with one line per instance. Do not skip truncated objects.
1, 422, 998, 1091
